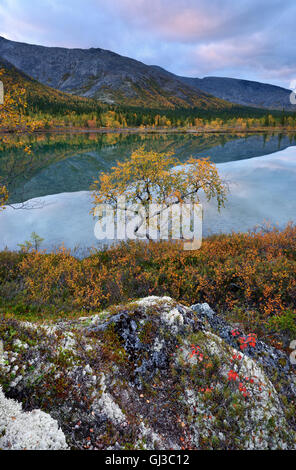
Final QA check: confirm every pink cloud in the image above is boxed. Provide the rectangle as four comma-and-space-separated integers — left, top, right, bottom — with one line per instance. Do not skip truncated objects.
107, 0, 230, 42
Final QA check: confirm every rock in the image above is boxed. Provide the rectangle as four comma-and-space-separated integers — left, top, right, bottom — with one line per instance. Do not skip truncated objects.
0, 297, 295, 450
0, 386, 68, 450
191, 302, 296, 399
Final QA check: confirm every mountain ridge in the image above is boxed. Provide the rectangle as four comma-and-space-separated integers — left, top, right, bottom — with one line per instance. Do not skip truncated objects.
151, 65, 294, 110
0, 35, 294, 111
0, 36, 230, 109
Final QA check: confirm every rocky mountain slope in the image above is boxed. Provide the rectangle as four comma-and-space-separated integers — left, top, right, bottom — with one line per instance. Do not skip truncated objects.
179, 76, 294, 111
0, 57, 107, 114
0, 36, 231, 109
152, 66, 294, 111
1, 296, 295, 450
0, 36, 292, 110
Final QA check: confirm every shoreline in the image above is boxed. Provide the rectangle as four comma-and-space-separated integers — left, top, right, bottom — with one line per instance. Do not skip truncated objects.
1, 126, 296, 136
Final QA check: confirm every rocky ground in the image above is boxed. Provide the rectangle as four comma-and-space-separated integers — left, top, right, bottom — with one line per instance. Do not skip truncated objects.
0, 296, 295, 450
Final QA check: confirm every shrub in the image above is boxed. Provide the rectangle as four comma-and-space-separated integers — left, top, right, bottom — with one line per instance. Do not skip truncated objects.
0, 224, 295, 344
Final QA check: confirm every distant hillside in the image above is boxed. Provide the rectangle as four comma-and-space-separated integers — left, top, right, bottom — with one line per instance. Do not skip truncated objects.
172, 74, 293, 111
0, 57, 105, 115
179, 76, 294, 111
150, 66, 294, 111
0, 36, 232, 109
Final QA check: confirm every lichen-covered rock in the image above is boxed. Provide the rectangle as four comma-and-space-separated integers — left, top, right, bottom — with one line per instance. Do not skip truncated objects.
0, 296, 295, 450
0, 386, 68, 450
191, 303, 296, 401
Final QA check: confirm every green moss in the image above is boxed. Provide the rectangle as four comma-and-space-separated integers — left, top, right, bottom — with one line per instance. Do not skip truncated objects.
100, 324, 127, 365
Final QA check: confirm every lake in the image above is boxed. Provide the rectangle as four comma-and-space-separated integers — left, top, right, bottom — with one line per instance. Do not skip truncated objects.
2, 131, 296, 203
0, 131, 296, 252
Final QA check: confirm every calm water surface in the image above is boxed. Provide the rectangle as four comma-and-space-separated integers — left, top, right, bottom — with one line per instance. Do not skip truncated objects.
1, 131, 296, 203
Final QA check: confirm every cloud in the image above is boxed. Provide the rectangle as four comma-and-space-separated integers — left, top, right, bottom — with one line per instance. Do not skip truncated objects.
0, 0, 295, 88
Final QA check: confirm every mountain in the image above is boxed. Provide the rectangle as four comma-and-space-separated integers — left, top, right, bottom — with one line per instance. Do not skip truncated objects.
151, 66, 293, 111
0, 56, 106, 114
0, 36, 231, 109
0, 36, 293, 111
179, 76, 294, 111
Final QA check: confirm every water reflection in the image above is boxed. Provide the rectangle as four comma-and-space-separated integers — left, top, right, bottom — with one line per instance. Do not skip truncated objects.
1, 131, 295, 203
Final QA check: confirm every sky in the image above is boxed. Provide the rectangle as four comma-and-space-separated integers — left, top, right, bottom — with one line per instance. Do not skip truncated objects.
0, 0, 294, 89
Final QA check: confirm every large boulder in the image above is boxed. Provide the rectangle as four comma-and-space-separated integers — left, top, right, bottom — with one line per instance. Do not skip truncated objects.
0, 296, 295, 450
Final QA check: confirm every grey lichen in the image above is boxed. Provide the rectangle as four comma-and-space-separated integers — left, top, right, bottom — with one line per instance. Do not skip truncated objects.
0, 386, 68, 450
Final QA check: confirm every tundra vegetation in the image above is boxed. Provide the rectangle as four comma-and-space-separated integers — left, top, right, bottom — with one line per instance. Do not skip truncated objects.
0, 224, 295, 346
